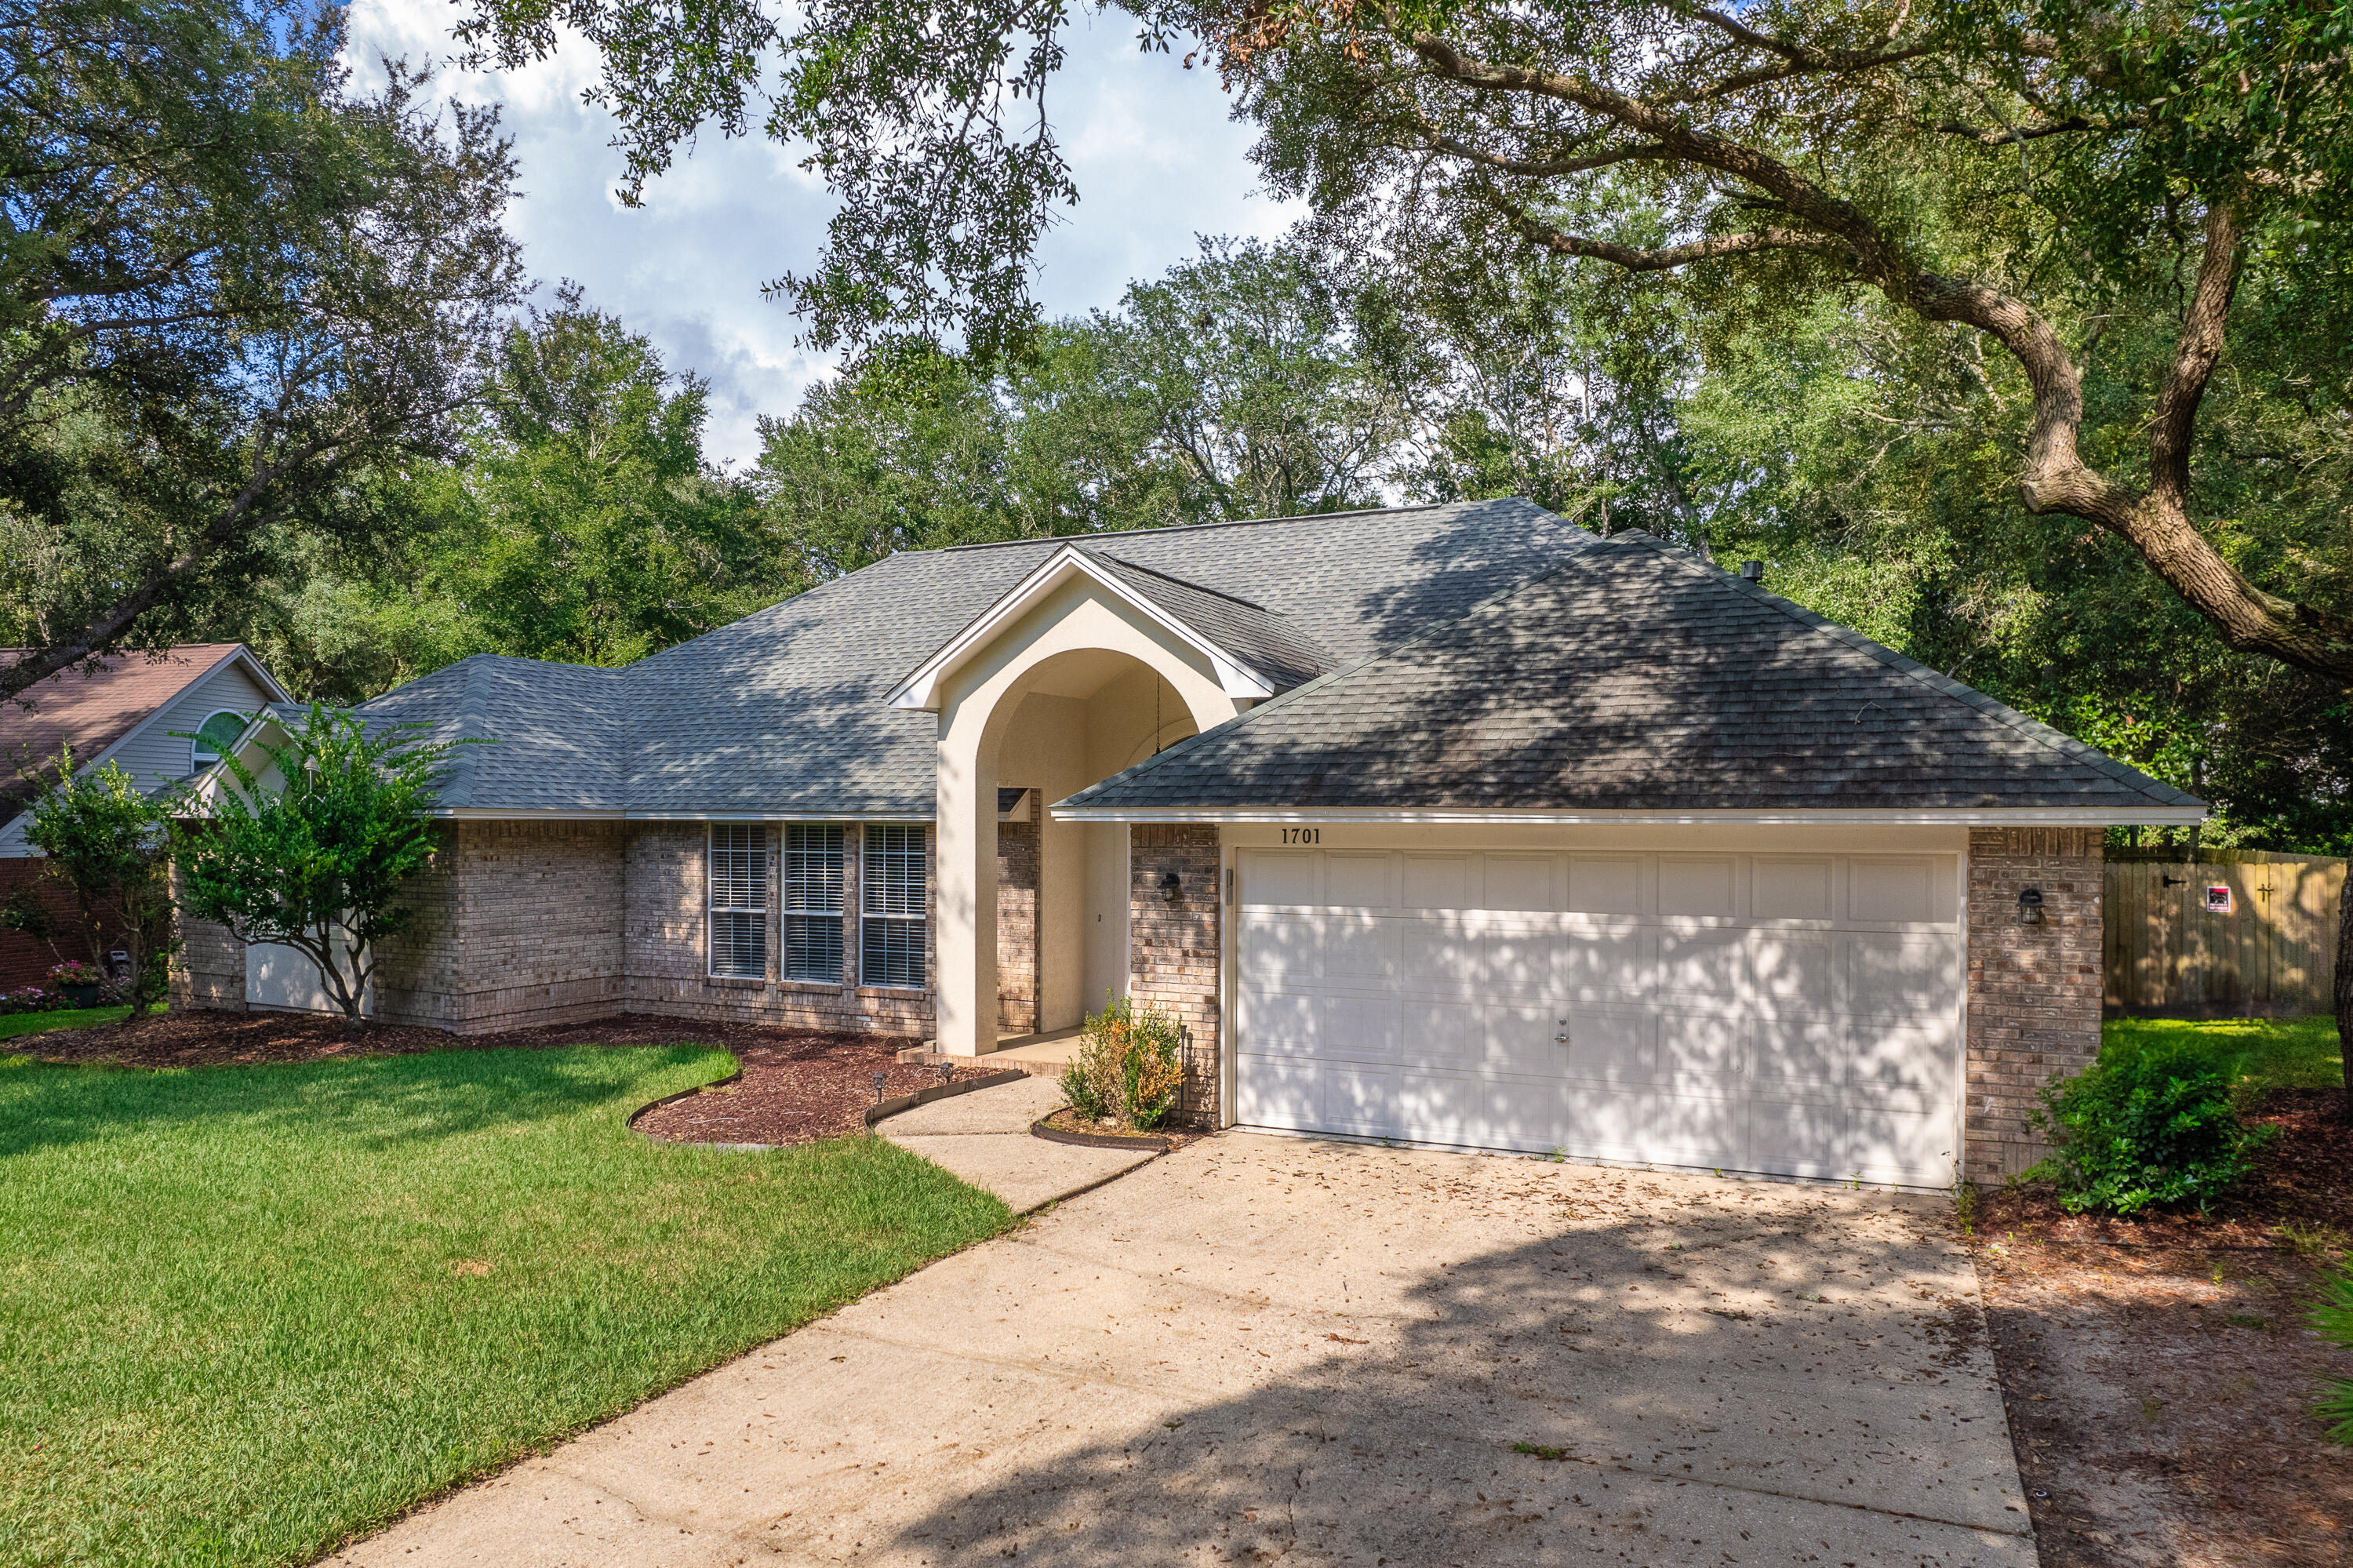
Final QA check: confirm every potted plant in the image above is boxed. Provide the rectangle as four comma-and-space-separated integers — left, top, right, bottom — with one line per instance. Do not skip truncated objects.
48, 961, 104, 1008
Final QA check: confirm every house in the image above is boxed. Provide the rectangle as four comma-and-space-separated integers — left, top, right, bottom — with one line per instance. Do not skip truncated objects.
174, 500, 2202, 1183
2, 644, 293, 988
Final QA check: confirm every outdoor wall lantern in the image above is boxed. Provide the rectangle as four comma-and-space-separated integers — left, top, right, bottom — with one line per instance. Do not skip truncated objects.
1160, 869, 1184, 904
2017, 887, 2046, 926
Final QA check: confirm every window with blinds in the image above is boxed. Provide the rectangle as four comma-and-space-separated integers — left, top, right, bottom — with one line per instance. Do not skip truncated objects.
782, 824, 845, 983
707, 824, 768, 979
860, 824, 927, 988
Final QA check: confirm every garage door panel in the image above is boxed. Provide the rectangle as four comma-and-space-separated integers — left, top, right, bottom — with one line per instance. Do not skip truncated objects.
1321, 1065, 1404, 1136
1849, 1104, 1956, 1184
1483, 926, 1563, 995
1322, 914, 1397, 981
1397, 915, 1477, 993
1401, 854, 1471, 910
1317, 993, 1399, 1062
1246, 853, 1319, 907
1657, 857, 1738, 916
1241, 914, 1316, 982
1566, 857, 1642, 915
1238, 986, 1318, 1056
1325, 853, 1393, 908
1486, 1079, 1571, 1153
1848, 857, 1947, 925
1396, 1071, 1480, 1144
1484, 1002, 1568, 1076
1749, 1014, 1845, 1089
1235, 1056, 1320, 1129
1659, 930, 1745, 995
1401, 999, 1478, 1067
1484, 855, 1558, 911
1560, 1086, 1653, 1158
1562, 1006, 1653, 1086
1748, 933, 1836, 1012
1847, 1020, 1958, 1098
1658, 1012, 1745, 1087
1562, 926, 1654, 1000
1752, 857, 1833, 920
1752, 1096, 1850, 1178
1847, 935, 1962, 1015
1651, 1092, 1749, 1166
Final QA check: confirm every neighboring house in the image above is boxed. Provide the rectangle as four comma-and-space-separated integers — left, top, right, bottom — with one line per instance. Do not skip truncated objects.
1, 644, 293, 988
179, 500, 2202, 1184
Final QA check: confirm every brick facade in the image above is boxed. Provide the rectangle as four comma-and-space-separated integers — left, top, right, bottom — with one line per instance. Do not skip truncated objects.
1, 857, 104, 990
168, 861, 247, 1013
1964, 827, 2104, 1181
996, 795, 1038, 1034
622, 821, 934, 1038
1129, 823, 1221, 1127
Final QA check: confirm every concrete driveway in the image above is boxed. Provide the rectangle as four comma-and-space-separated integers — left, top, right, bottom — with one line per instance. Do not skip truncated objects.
330, 1134, 2035, 1567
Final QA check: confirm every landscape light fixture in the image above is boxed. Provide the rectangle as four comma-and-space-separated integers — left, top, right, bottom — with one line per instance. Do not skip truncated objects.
2017, 887, 2046, 926
936, 1060, 953, 1088
872, 1071, 889, 1104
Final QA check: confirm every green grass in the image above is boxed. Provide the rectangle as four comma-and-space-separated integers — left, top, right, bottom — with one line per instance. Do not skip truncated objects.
0, 1046, 1013, 1568
2102, 1013, 2347, 1095
0, 1004, 131, 1039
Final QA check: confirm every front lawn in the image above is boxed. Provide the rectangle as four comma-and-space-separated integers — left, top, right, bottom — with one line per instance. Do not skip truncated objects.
0, 1046, 1013, 1568
0, 1003, 131, 1039
2103, 1011, 2346, 1095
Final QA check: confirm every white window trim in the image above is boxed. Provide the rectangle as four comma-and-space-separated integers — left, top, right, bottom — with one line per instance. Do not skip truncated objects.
859, 823, 928, 991
707, 823, 770, 980
190, 708, 250, 772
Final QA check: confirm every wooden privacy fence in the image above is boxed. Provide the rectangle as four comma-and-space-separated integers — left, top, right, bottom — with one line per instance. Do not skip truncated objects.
2104, 849, 2346, 1017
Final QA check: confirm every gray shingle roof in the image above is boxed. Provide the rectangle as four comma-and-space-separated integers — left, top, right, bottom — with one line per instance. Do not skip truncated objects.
1081, 551, 1335, 691
1060, 531, 2200, 815
358, 497, 1592, 816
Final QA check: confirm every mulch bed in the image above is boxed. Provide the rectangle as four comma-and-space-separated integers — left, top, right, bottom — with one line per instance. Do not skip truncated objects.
13, 1008, 995, 1146
1967, 1089, 2353, 1567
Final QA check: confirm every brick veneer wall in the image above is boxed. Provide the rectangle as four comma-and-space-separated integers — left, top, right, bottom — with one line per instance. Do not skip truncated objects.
0, 857, 104, 989
623, 821, 934, 1035
1129, 824, 1221, 1127
168, 860, 246, 1012
1965, 827, 2105, 1181
426, 820, 624, 1033
997, 795, 1038, 1033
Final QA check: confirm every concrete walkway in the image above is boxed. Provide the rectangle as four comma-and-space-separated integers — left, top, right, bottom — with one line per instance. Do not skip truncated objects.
328, 1136, 2034, 1568
878, 1073, 1158, 1213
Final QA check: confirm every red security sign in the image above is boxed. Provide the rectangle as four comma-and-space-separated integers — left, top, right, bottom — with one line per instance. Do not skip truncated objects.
2206, 885, 2235, 915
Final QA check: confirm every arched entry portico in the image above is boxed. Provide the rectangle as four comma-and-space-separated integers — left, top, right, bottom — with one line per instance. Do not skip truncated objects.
904, 564, 1245, 1056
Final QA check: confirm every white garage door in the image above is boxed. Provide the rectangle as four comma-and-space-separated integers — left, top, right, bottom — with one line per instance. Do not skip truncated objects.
1234, 848, 1965, 1186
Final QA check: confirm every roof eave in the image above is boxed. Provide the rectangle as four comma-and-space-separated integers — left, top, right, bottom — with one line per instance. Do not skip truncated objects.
1048, 803, 2209, 827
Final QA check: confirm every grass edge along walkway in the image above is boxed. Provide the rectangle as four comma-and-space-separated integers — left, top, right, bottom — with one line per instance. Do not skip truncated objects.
0, 1045, 1014, 1568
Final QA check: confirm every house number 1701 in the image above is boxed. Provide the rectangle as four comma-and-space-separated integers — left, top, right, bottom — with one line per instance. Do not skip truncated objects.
1280, 828, 1321, 844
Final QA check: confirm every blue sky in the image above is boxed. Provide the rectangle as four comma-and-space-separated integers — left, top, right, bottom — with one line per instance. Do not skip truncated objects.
347, 1, 1302, 467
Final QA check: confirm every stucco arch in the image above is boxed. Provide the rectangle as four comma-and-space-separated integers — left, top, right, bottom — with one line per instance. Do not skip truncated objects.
931, 577, 1242, 1055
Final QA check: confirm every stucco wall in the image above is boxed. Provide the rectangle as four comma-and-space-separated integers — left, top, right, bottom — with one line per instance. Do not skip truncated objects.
1963, 827, 2105, 1181
1129, 823, 1221, 1127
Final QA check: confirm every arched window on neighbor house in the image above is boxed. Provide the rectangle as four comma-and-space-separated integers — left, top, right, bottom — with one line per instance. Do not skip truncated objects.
190, 710, 249, 773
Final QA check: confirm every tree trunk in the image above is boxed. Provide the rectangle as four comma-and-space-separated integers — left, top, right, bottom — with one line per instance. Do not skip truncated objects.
2336, 870, 2353, 1121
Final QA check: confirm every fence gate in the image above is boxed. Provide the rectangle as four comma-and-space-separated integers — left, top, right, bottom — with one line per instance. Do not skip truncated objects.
2104, 849, 2346, 1017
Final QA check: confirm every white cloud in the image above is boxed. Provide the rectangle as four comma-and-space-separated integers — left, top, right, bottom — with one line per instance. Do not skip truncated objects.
345, 2, 1298, 467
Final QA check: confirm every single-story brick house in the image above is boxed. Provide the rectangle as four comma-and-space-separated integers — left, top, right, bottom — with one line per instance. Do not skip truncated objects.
177, 499, 2201, 1183
2, 643, 292, 988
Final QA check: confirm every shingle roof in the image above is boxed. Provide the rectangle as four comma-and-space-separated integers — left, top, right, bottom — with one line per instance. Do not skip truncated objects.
0, 644, 253, 814
365, 497, 1589, 816
1059, 531, 2200, 815
1080, 552, 1336, 692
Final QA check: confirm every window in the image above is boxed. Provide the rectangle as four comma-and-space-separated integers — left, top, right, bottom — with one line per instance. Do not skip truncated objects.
190, 709, 248, 771
707, 824, 768, 979
782, 824, 845, 983
861, 824, 928, 988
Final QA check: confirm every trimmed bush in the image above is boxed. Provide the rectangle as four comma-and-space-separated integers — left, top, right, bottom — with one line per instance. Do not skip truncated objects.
2028, 1040, 2274, 1214
1060, 994, 1185, 1130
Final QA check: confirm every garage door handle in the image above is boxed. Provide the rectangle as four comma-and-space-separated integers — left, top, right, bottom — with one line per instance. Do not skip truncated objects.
1554, 1023, 1569, 1044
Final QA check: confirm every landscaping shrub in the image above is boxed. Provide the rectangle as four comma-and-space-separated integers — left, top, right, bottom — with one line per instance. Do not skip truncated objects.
2028, 1040, 2274, 1214
1061, 994, 1185, 1130
2320, 1261, 2353, 1445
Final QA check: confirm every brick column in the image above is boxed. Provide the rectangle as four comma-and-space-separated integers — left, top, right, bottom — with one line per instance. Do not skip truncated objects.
1129, 824, 1221, 1127
1965, 827, 2104, 1181
996, 794, 1039, 1033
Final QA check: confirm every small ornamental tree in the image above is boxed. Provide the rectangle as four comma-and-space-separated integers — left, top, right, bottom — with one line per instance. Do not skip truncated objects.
176, 704, 456, 1025
16, 748, 179, 1016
